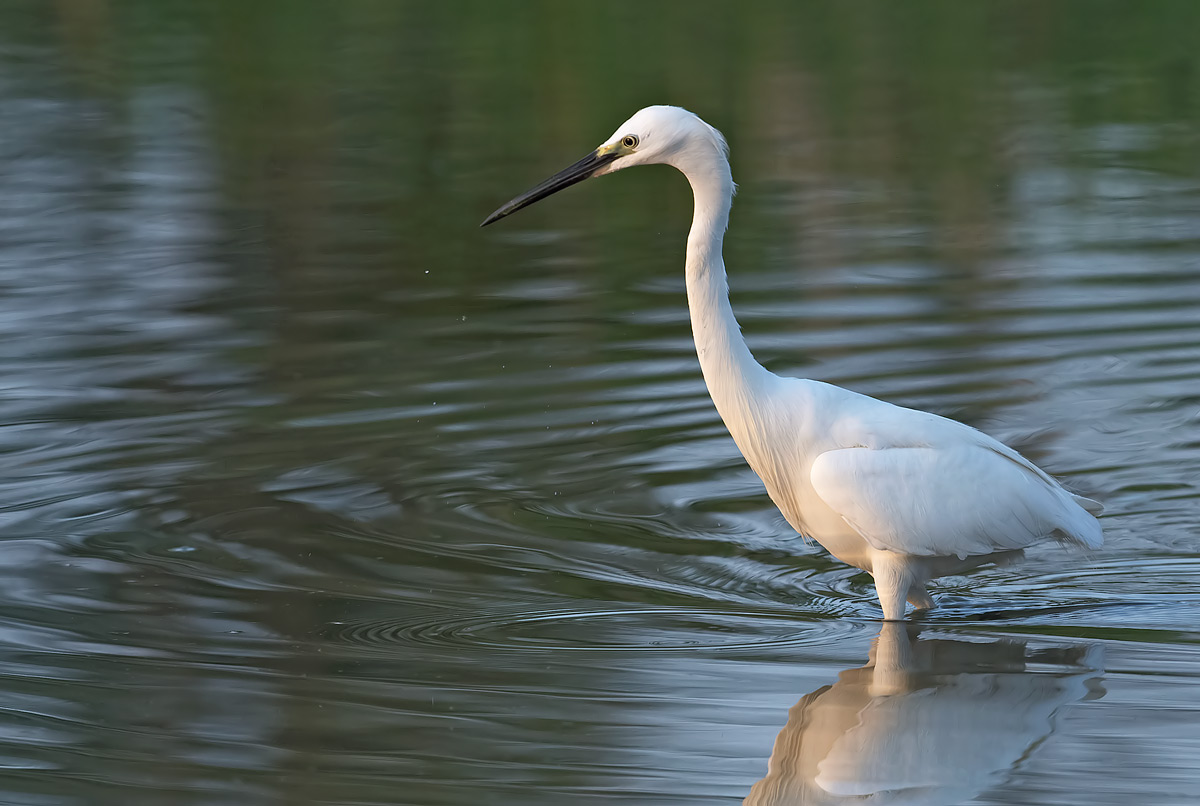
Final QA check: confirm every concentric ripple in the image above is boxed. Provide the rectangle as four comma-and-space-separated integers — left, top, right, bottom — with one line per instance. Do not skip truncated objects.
331, 603, 871, 653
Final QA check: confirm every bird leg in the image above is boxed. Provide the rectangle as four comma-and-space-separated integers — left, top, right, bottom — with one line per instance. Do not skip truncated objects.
906, 582, 936, 612
871, 552, 912, 621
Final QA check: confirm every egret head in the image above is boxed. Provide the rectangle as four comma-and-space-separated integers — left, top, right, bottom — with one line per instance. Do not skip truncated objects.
481, 105, 728, 227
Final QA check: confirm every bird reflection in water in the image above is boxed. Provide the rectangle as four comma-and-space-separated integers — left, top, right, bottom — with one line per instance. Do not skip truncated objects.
745, 624, 1103, 806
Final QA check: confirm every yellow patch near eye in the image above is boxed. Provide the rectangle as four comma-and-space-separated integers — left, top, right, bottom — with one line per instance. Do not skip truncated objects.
596, 142, 622, 156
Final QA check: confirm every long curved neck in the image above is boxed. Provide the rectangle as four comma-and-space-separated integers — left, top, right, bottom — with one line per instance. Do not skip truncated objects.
678, 155, 774, 422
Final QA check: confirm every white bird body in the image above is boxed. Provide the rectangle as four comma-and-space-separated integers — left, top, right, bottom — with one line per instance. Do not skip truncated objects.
483, 105, 1102, 619
715, 374, 1101, 575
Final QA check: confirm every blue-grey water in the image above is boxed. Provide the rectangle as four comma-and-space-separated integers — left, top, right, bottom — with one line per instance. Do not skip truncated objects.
0, 3, 1198, 804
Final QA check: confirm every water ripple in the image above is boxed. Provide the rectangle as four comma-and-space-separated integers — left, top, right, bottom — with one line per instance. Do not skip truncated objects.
330, 603, 870, 654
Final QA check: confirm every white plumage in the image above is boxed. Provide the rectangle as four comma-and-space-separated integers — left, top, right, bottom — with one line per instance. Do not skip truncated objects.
483, 105, 1102, 620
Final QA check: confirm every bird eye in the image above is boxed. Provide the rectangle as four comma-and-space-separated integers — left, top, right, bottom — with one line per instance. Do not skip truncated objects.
621, 135, 639, 149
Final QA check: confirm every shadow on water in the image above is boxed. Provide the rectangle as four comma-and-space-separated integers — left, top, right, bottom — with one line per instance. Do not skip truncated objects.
745, 624, 1103, 806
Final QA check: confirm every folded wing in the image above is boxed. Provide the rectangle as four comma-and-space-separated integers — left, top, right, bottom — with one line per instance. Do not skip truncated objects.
810, 441, 1102, 559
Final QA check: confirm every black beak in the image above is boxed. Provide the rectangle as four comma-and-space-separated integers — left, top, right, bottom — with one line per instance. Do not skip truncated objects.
480, 148, 619, 227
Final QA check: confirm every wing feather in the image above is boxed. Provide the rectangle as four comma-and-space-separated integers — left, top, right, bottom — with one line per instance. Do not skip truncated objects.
810, 442, 1102, 558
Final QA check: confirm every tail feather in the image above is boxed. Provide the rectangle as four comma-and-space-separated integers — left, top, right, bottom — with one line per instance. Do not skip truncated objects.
1059, 494, 1104, 549
1072, 494, 1104, 516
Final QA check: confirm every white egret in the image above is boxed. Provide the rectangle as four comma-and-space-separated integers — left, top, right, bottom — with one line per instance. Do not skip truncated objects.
482, 105, 1102, 620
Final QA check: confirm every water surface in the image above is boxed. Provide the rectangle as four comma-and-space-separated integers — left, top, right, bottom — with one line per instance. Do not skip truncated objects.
0, 3, 1198, 804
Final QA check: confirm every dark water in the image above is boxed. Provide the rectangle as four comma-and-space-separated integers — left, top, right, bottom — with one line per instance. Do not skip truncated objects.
1, 2, 1199, 804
